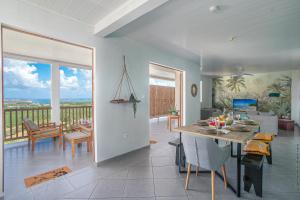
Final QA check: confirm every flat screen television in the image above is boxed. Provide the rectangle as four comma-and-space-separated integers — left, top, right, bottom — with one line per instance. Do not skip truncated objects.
233, 99, 257, 112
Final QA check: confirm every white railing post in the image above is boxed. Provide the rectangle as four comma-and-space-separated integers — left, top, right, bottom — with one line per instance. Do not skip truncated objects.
51, 63, 60, 124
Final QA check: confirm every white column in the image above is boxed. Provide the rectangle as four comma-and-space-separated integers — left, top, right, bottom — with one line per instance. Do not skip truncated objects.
51, 63, 60, 124
0, 24, 4, 195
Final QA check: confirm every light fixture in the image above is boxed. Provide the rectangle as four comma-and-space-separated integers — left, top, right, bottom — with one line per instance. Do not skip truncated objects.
229, 36, 237, 42
209, 5, 220, 13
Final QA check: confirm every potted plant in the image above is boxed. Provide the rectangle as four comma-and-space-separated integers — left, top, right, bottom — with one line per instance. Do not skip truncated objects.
169, 106, 178, 116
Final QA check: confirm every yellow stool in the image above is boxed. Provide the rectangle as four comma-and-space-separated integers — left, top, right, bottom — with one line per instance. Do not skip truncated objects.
243, 140, 270, 156
253, 132, 274, 142
252, 132, 274, 164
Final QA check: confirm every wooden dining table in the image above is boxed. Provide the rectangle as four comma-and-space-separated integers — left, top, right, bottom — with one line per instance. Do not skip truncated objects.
173, 123, 259, 198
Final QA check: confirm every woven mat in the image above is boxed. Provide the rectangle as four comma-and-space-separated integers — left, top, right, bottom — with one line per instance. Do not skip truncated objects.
24, 166, 72, 187
150, 139, 158, 144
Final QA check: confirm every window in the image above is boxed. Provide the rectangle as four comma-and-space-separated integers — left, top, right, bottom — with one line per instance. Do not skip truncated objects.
149, 78, 175, 87
200, 80, 203, 103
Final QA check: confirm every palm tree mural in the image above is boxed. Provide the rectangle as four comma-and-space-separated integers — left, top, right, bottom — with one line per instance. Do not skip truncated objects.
213, 77, 223, 88
212, 77, 224, 107
213, 73, 292, 118
267, 83, 282, 93
226, 76, 246, 93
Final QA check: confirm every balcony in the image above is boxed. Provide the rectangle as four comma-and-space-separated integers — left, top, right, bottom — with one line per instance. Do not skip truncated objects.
3, 105, 92, 143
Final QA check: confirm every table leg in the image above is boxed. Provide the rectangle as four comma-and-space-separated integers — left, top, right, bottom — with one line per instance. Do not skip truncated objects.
237, 143, 241, 197
167, 117, 168, 129
231, 142, 233, 157
178, 132, 182, 173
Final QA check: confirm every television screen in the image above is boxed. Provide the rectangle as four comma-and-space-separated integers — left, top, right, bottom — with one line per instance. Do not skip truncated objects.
233, 99, 257, 112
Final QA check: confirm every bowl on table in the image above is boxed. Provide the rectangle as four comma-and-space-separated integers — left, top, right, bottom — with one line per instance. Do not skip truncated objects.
226, 125, 251, 132
237, 120, 258, 126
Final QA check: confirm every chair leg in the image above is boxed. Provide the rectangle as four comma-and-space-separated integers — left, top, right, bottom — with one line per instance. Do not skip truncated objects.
185, 163, 191, 190
167, 117, 169, 129
63, 139, 66, 151
221, 165, 228, 189
87, 140, 90, 152
59, 134, 63, 147
31, 139, 35, 152
28, 137, 31, 147
211, 170, 215, 200
71, 142, 75, 158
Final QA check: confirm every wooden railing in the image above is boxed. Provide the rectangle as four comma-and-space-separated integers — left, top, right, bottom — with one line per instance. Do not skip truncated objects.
60, 106, 92, 131
3, 105, 92, 142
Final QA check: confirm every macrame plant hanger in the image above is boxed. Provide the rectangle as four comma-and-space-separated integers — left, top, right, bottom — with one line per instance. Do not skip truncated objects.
110, 55, 140, 118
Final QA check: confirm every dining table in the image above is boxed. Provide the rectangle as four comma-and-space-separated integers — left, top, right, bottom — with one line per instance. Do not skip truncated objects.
173, 122, 260, 198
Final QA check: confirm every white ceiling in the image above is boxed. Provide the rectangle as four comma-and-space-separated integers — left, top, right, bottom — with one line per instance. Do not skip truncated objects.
18, 0, 300, 75
21, 0, 130, 25
112, 0, 300, 75
3, 28, 93, 67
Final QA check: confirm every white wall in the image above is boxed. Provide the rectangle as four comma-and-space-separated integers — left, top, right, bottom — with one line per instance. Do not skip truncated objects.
0, 0, 201, 186
291, 70, 300, 125
0, 25, 4, 193
201, 75, 213, 108
96, 37, 200, 160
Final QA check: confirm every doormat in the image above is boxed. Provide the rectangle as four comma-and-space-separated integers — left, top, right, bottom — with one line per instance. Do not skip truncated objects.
150, 139, 158, 144
24, 166, 72, 188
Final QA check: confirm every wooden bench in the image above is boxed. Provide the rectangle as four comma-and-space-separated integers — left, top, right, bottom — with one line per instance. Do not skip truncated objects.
242, 154, 264, 197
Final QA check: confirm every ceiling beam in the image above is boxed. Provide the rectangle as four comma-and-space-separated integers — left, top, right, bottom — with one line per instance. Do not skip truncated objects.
94, 0, 169, 37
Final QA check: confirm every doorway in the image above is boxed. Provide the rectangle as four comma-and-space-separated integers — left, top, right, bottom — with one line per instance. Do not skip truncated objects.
1, 25, 95, 198
149, 63, 184, 145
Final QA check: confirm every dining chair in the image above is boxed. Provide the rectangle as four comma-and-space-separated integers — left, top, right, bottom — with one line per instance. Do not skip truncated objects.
182, 134, 230, 200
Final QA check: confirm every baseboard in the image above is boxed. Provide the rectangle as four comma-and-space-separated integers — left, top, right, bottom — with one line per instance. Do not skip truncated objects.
96, 145, 150, 167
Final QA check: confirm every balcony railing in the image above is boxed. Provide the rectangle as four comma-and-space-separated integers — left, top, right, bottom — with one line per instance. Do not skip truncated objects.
3, 105, 92, 142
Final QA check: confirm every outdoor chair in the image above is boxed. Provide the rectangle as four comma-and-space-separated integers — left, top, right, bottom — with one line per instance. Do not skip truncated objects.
23, 118, 63, 152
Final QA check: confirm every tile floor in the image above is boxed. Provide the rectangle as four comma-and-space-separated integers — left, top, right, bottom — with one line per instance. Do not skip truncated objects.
4, 117, 300, 199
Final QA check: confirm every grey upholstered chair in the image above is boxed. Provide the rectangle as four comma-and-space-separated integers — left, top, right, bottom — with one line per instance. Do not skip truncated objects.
182, 134, 230, 200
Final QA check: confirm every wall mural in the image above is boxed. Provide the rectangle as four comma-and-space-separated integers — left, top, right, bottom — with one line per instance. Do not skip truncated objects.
212, 71, 292, 118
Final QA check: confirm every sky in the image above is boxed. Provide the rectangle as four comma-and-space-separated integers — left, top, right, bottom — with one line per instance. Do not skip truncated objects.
3, 58, 92, 99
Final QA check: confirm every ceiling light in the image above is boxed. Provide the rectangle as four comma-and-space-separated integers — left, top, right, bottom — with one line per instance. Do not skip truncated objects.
209, 5, 220, 13
229, 36, 237, 42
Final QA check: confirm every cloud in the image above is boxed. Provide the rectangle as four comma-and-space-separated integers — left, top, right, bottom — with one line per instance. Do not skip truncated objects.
71, 68, 78, 74
4, 59, 49, 89
60, 69, 79, 89
80, 69, 92, 89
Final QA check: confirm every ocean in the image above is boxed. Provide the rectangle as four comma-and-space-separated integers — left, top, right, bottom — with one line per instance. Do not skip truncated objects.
4, 98, 92, 105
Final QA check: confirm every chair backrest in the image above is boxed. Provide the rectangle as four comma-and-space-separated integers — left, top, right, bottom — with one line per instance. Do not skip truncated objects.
23, 118, 39, 131
195, 137, 223, 170
182, 134, 229, 170
182, 134, 199, 166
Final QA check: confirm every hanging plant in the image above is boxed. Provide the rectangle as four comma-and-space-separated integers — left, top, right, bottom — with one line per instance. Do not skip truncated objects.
110, 56, 141, 118
129, 93, 141, 118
